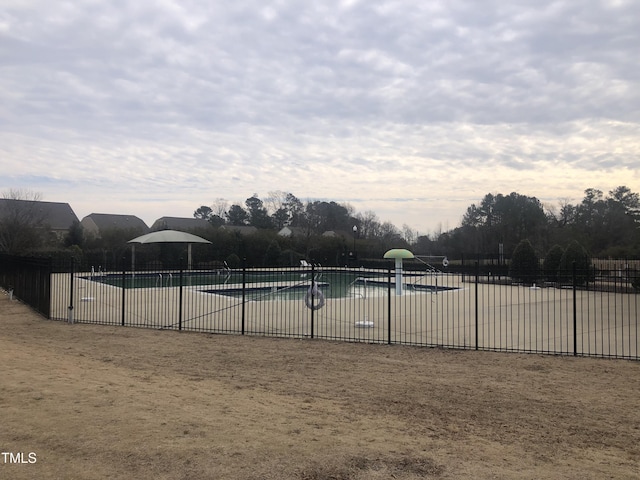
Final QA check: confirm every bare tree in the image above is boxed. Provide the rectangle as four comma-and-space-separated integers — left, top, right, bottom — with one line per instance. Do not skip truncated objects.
355, 211, 380, 239
208, 198, 228, 226
0, 190, 47, 253
264, 190, 288, 215
3, 189, 43, 202
402, 224, 417, 245
211, 198, 228, 218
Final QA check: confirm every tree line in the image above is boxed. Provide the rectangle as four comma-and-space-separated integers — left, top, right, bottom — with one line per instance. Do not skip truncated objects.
419, 186, 639, 260
1, 186, 638, 269
193, 191, 404, 239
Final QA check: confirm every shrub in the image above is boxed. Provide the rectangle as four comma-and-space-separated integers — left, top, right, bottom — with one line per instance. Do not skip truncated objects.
279, 249, 305, 267
558, 240, 591, 286
225, 253, 242, 268
543, 244, 564, 284
263, 240, 282, 266
509, 239, 539, 285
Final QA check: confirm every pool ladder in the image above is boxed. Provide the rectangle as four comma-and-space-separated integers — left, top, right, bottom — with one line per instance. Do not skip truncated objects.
156, 273, 173, 287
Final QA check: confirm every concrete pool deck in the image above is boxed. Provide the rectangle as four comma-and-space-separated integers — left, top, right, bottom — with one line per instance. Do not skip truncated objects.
50, 272, 639, 359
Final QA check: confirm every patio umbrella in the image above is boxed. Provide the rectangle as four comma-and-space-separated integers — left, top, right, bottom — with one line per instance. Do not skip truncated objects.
127, 230, 212, 270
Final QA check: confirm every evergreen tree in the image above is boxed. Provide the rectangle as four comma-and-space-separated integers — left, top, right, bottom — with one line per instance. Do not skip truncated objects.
509, 239, 539, 285
64, 220, 85, 248
543, 244, 564, 284
264, 240, 282, 266
193, 206, 212, 220
245, 195, 272, 228
226, 204, 249, 226
558, 240, 591, 286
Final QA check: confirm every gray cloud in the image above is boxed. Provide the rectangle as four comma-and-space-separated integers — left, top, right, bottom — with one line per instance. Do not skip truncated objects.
0, 0, 638, 233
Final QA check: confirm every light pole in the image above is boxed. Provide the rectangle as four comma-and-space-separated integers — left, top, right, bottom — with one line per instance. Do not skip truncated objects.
352, 225, 358, 264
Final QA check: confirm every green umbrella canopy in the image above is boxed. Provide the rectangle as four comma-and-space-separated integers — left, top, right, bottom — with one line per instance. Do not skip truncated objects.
383, 248, 414, 259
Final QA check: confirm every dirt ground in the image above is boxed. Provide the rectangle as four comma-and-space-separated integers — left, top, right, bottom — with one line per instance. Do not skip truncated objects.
1, 291, 639, 480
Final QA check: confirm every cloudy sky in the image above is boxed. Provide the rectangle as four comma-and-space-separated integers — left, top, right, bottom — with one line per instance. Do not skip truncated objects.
1, 0, 639, 235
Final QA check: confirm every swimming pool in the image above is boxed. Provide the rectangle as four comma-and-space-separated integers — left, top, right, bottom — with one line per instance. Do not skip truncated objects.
84, 270, 321, 289
204, 279, 458, 302
82, 269, 458, 300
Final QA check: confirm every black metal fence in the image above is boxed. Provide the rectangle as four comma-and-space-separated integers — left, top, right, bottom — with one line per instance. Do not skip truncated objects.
2, 254, 639, 360
0, 254, 51, 317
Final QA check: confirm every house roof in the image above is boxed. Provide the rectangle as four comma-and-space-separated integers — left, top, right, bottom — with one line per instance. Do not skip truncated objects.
81, 213, 149, 233
0, 199, 79, 231
278, 226, 308, 237
150, 216, 212, 232
322, 230, 357, 239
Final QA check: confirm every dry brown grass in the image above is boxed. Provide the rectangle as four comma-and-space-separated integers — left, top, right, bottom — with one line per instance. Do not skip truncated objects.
1, 291, 639, 479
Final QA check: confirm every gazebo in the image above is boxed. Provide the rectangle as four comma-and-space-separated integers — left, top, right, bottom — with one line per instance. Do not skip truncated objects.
127, 230, 212, 270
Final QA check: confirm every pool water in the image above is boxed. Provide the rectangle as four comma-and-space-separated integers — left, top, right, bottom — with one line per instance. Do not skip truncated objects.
83, 270, 457, 300
87, 270, 365, 288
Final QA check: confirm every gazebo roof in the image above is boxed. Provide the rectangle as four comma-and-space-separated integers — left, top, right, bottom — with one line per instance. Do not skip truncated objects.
128, 230, 211, 244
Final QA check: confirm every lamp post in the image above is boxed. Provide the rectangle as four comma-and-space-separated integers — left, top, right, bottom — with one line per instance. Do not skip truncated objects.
353, 225, 358, 253
351, 225, 358, 267
349, 225, 358, 266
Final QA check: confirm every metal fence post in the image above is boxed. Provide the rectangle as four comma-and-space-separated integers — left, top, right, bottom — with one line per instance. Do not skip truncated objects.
45, 257, 52, 319
121, 264, 126, 327
241, 260, 246, 335
387, 267, 392, 345
310, 262, 315, 339
178, 260, 184, 331
573, 261, 577, 356
67, 259, 74, 324
475, 261, 479, 351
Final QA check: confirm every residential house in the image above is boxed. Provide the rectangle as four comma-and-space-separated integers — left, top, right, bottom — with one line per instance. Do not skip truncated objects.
277, 226, 309, 237
150, 216, 213, 232
81, 213, 149, 239
322, 230, 356, 241
0, 198, 79, 240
